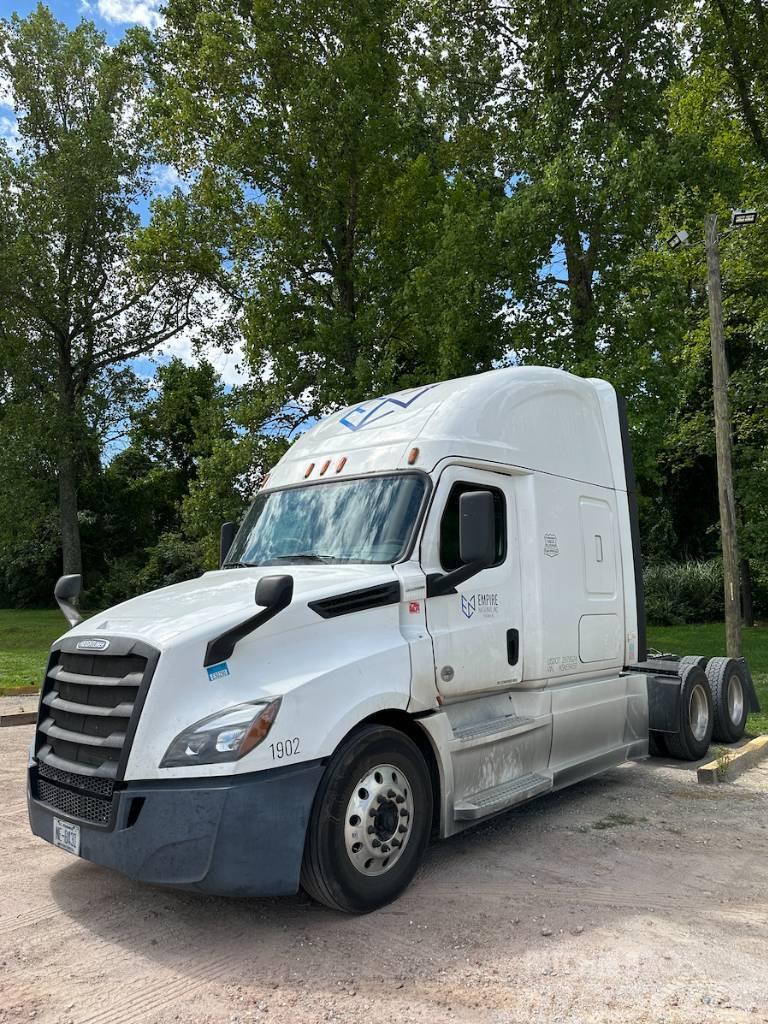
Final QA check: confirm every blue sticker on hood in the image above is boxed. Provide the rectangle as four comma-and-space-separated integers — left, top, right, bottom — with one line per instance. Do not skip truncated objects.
207, 661, 230, 681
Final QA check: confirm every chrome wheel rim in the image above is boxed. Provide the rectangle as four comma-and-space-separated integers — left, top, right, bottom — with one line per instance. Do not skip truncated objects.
689, 683, 709, 742
727, 674, 744, 725
344, 763, 413, 877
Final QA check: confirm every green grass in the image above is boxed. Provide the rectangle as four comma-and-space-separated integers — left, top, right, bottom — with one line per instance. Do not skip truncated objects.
0, 609, 73, 690
0, 611, 765, 735
648, 623, 768, 735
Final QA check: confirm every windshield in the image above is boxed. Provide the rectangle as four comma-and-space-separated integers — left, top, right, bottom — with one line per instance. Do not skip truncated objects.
226, 473, 427, 566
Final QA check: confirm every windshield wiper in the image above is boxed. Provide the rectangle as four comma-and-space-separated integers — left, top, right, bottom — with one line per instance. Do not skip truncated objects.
222, 561, 260, 569
266, 553, 335, 564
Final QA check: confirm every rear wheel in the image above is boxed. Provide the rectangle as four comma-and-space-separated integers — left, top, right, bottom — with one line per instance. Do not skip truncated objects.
706, 657, 749, 743
665, 664, 714, 760
301, 724, 432, 913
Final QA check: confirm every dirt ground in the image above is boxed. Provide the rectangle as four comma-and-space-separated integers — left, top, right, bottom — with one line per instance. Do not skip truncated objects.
2, 724, 767, 1024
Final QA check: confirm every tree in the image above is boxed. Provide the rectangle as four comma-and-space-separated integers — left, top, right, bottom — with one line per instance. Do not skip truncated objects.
144, 0, 510, 423
0, 5, 215, 577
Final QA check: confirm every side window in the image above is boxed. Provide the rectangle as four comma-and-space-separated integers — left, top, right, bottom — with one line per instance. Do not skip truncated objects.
439, 482, 507, 572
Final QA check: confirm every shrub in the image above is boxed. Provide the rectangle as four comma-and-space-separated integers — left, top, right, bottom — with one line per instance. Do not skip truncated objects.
643, 559, 725, 625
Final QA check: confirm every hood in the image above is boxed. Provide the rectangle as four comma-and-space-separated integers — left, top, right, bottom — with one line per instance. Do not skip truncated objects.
71, 563, 397, 649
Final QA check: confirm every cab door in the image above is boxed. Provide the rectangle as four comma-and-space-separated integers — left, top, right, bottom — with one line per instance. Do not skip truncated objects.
420, 467, 522, 698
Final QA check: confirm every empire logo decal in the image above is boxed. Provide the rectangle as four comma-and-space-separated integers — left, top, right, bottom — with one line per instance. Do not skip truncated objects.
339, 384, 438, 432
460, 593, 499, 620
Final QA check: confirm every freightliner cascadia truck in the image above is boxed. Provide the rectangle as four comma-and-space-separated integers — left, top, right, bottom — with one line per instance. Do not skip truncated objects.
27, 367, 759, 912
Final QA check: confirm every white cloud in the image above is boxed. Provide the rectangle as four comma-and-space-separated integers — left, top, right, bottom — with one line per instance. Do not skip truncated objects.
96, 0, 163, 29
160, 334, 248, 389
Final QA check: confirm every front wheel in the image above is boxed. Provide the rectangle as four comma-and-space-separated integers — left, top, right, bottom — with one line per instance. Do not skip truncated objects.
301, 724, 432, 913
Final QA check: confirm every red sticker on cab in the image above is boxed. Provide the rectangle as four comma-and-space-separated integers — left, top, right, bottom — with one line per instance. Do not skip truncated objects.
408, 601, 421, 613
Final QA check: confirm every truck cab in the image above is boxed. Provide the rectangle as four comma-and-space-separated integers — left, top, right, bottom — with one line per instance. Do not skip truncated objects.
28, 367, 749, 912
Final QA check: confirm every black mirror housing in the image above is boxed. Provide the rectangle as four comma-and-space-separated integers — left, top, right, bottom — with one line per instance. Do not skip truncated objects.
220, 521, 236, 567
54, 574, 83, 628
255, 574, 294, 609
458, 491, 496, 568
205, 574, 294, 667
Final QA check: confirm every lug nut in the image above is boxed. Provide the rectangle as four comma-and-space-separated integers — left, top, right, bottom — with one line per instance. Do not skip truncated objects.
369, 807, 377, 817
372, 839, 381, 848
367, 826, 375, 834
400, 808, 409, 817
381, 844, 390, 853
387, 789, 396, 798
395, 795, 404, 804
391, 838, 401, 848
398, 824, 408, 834
377, 795, 386, 804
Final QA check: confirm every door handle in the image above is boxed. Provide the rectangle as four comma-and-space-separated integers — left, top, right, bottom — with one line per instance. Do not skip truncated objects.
506, 628, 519, 666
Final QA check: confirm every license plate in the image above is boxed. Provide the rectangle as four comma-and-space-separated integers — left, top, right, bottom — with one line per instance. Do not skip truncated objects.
53, 817, 80, 856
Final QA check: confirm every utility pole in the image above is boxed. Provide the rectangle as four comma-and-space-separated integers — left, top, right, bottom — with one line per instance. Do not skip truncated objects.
704, 214, 741, 658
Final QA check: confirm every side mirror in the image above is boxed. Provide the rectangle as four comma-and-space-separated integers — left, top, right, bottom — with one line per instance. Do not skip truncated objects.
220, 521, 236, 567
427, 489, 497, 598
459, 491, 496, 568
54, 574, 83, 628
204, 574, 294, 667
255, 574, 294, 609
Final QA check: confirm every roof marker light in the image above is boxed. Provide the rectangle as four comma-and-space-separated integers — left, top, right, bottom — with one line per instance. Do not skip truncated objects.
319, 459, 331, 476
336, 456, 347, 473
407, 447, 419, 465
304, 462, 315, 479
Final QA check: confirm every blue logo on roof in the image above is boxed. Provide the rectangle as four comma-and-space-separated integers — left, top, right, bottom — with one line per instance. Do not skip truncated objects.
339, 384, 438, 432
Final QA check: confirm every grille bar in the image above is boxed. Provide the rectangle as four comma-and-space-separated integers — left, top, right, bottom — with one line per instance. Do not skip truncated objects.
39, 717, 127, 749
37, 747, 119, 779
48, 664, 144, 688
37, 779, 112, 826
42, 691, 135, 718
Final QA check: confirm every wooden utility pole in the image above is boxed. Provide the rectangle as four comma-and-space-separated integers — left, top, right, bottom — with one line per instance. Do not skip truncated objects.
704, 214, 742, 658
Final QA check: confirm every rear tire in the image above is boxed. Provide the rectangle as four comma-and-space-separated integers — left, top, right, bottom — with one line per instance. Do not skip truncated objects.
706, 657, 749, 743
301, 724, 432, 913
665, 664, 714, 760
678, 655, 708, 671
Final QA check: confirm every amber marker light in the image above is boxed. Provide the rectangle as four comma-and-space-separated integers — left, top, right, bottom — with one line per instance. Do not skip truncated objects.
336, 456, 347, 473
304, 462, 315, 478
407, 447, 419, 465
239, 698, 282, 757
319, 459, 331, 475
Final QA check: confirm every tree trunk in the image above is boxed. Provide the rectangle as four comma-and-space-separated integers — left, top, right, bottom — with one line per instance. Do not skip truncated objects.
563, 235, 596, 367
58, 447, 82, 576
57, 361, 83, 578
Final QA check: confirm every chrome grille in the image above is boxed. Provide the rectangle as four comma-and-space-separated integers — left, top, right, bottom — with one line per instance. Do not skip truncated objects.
34, 640, 157, 786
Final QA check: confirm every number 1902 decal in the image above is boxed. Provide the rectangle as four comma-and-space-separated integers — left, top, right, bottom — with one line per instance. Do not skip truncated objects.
270, 737, 300, 760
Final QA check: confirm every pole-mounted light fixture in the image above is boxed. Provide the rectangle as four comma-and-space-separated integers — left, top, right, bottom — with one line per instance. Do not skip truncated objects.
665, 229, 689, 251
730, 209, 758, 228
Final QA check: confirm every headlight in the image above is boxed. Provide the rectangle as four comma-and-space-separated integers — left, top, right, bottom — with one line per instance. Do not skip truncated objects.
160, 699, 281, 768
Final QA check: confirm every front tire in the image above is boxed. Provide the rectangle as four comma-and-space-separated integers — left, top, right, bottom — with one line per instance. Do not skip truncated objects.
301, 724, 432, 913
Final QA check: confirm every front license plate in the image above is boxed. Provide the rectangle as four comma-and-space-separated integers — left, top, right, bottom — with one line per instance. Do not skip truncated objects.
53, 817, 80, 856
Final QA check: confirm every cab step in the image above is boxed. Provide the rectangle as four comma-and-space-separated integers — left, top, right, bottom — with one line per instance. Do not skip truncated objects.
454, 772, 552, 821
449, 713, 548, 751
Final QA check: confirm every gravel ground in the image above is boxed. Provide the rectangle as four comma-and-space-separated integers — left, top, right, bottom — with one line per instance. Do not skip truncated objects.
0, 695, 39, 716
2, 723, 767, 1024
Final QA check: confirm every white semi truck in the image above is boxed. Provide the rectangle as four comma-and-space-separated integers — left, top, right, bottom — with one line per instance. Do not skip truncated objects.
28, 367, 758, 912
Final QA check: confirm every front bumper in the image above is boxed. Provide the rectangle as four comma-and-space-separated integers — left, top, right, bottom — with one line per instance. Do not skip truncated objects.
28, 760, 325, 897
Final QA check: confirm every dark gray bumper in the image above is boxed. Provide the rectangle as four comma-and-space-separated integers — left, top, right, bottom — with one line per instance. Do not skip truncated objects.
28, 760, 324, 896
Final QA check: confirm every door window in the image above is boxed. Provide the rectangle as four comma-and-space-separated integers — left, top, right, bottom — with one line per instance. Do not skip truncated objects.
439, 482, 507, 572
